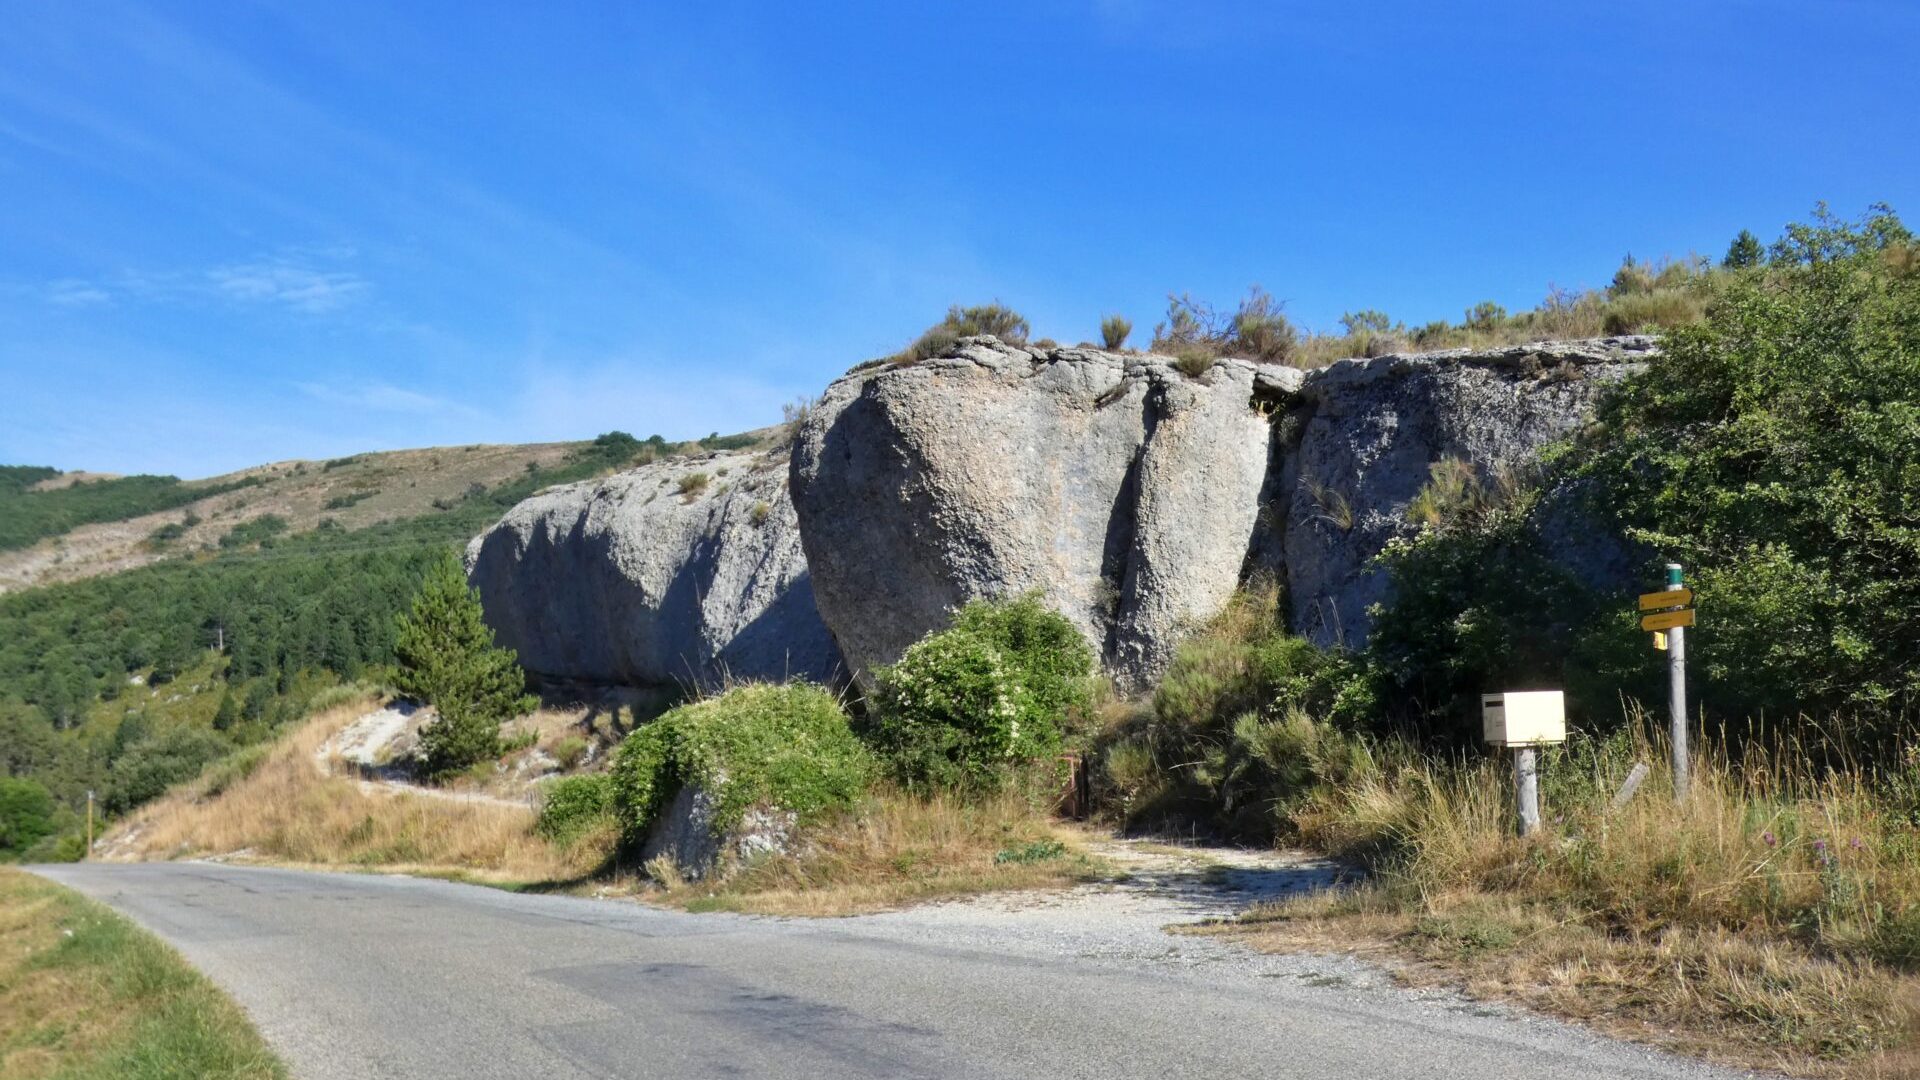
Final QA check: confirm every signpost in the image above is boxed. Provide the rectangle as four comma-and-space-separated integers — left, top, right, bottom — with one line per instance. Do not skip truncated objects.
1640, 565, 1692, 802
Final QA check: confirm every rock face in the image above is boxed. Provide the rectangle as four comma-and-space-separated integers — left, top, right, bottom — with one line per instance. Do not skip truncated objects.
790, 337, 1294, 688
475, 334, 1652, 692
1276, 338, 1654, 647
465, 447, 844, 689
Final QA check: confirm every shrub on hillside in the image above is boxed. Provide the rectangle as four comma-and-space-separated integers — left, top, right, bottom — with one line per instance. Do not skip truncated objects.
0, 777, 57, 857
103, 727, 232, 815
217, 514, 288, 549
870, 595, 1094, 789
536, 773, 616, 846
1096, 586, 1364, 839
1099, 314, 1132, 350
609, 683, 872, 843
393, 551, 536, 776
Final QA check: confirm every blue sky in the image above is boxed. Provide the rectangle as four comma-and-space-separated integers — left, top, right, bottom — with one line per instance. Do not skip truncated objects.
3, 1, 1916, 478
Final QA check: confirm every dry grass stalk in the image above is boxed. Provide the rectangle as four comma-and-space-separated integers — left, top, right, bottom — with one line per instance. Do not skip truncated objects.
1202, 715, 1920, 1076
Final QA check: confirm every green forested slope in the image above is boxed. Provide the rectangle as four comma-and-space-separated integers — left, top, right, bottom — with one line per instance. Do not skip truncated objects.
0, 431, 700, 858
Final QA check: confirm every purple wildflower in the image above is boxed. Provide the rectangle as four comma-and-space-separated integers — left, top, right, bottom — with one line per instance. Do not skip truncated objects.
1763, 831, 1777, 847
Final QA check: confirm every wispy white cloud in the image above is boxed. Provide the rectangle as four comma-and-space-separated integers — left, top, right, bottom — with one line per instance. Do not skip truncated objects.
43, 278, 110, 306
209, 258, 369, 313
295, 380, 480, 418
18, 246, 373, 314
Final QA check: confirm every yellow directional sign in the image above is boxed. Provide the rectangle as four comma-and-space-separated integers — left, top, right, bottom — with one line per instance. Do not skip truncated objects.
1641, 608, 1696, 632
1638, 588, 1694, 611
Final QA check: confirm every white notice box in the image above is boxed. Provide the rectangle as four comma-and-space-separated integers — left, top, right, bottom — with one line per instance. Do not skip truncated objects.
1482, 690, 1567, 746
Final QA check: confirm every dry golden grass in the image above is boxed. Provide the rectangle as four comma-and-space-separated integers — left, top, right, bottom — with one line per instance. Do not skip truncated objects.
107, 697, 600, 884
653, 789, 1112, 916
1196, 720, 1920, 1076
0, 868, 284, 1079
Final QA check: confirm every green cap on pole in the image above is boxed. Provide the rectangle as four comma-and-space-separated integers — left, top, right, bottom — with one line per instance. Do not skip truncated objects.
1666, 562, 1682, 587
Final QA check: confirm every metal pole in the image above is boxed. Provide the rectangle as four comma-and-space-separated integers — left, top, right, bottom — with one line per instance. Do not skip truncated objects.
1514, 746, 1541, 836
1666, 562, 1689, 803
85, 790, 94, 858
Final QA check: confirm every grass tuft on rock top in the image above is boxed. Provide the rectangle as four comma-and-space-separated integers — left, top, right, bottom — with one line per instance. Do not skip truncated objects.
0, 867, 287, 1079
609, 683, 873, 845
890, 303, 1030, 365
868, 595, 1094, 790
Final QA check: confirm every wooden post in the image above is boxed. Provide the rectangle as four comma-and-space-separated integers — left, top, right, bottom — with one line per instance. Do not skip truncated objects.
1514, 746, 1541, 836
1666, 563, 1689, 803
1611, 762, 1651, 811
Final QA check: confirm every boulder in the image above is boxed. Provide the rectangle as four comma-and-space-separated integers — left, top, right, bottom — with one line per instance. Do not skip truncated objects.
639, 781, 797, 881
790, 337, 1285, 688
1276, 337, 1655, 647
465, 447, 844, 689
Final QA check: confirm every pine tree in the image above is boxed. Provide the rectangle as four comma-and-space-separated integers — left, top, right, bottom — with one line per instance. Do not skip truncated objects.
1723, 228, 1764, 269
213, 689, 241, 731
392, 550, 534, 776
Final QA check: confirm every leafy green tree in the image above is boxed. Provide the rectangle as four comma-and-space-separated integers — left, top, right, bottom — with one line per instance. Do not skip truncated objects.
1578, 204, 1919, 723
392, 551, 535, 776
103, 728, 229, 815
1723, 228, 1764, 269
0, 777, 56, 856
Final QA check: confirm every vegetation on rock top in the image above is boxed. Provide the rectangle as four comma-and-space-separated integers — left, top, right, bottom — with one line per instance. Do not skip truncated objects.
609, 683, 873, 846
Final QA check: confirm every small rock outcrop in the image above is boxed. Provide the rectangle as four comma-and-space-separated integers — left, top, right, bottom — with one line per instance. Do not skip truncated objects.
640, 783, 796, 880
1276, 338, 1652, 646
791, 337, 1288, 688
465, 447, 844, 689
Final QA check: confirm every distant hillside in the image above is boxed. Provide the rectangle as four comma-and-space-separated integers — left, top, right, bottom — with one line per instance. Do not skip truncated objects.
0, 425, 780, 858
0, 442, 586, 593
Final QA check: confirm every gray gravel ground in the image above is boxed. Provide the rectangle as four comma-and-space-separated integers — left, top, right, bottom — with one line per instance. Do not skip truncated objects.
32, 857, 1765, 1080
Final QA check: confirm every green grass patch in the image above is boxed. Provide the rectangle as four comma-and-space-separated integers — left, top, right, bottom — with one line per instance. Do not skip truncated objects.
0, 868, 286, 1079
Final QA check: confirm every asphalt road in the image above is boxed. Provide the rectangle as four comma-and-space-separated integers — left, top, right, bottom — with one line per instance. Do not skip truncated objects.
33, 862, 1752, 1080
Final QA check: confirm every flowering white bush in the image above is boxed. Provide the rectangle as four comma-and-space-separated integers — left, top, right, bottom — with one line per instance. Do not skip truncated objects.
870, 595, 1092, 789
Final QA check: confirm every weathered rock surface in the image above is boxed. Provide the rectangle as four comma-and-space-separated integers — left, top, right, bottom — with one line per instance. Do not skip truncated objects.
791, 337, 1290, 688
479, 334, 1653, 693
465, 447, 844, 689
1277, 337, 1654, 647
640, 782, 796, 880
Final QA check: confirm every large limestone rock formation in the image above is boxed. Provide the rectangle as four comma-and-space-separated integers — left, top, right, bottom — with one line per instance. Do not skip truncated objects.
790, 337, 1294, 688
473, 334, 1652, 693
465, 447, 844, 689
1276, 338, 1653, 647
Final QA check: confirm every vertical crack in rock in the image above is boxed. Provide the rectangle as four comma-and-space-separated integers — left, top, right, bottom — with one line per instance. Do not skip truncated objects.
792, 338, 1272, 689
